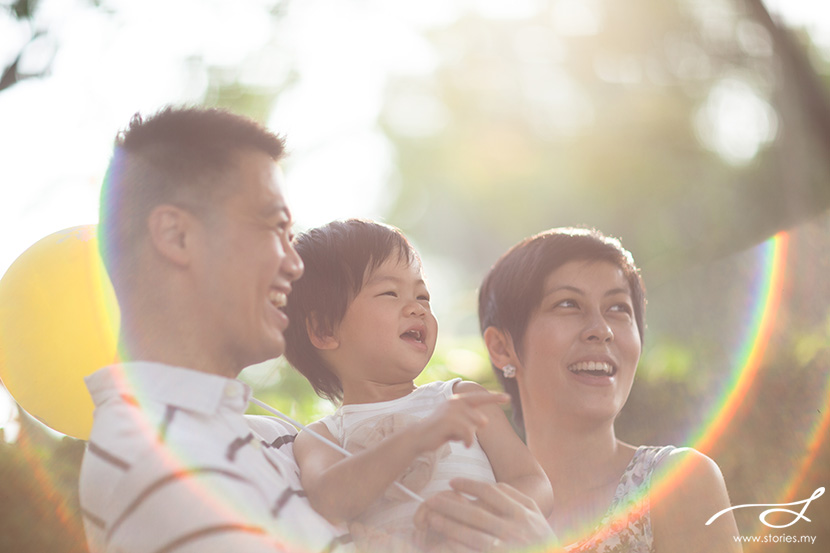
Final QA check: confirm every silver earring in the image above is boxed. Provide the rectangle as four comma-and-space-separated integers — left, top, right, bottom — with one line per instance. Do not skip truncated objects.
502, 364, 516, 378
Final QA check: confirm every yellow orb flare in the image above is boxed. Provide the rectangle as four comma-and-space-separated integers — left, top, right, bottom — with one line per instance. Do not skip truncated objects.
0, 225, 120, 439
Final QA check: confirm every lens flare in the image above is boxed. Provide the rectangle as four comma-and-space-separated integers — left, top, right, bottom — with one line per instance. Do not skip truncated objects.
691, 231, 789, 454
82, 365, 320, 552
778, 371, 830, 504
572, 232, 792, 548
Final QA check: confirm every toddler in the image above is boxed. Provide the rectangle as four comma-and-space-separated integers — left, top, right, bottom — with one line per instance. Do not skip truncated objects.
284, 219, 553, 551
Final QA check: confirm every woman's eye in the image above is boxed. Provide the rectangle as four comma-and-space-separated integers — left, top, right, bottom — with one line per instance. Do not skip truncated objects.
381, 291, 398, 298
418, 295, 431, 302
555, 299, 577, 309
610, 303, 632, 314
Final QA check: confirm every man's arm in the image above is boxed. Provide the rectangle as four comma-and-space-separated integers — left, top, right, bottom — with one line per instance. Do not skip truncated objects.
414, 478, 557, 552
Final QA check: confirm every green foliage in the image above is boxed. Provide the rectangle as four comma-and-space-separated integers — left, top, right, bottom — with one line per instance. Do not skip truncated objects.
204, 69, 298, 125
8, 0, 37, 19
381, 0, 830, 280
0, 408, 85, 553
793, 315, 830, 367
242, 358, 335, 423
639, 340, 695, 382
419, 336, 496, 389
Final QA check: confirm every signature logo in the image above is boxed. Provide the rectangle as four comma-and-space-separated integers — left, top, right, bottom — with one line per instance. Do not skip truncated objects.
706, 487, 824, 529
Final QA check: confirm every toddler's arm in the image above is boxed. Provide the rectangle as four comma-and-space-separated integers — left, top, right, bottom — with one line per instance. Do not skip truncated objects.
293, 391, 509, 524
454, 380, 554, 517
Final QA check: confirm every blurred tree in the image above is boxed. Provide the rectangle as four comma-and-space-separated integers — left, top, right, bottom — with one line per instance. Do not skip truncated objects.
0, 406, 86, 553
376, 3, 830, 548
381, 0, 830, 283
0, 0, 60, 92
2, 1, 828, 550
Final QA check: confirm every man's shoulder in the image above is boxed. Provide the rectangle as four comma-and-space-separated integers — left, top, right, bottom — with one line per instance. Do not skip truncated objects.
245, 414, 304, 477
245, 414, 298, 442
79, 407, 347, 553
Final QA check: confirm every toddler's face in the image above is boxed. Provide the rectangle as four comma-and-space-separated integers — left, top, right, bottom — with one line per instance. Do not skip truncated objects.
332, 255, 438, 384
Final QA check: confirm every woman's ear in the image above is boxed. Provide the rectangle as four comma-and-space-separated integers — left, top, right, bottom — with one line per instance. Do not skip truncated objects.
306, 313, 339, 350
483, 326, 519, 372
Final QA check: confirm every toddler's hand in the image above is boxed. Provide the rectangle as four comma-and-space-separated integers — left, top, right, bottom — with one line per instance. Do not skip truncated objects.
417, 391, 509, 451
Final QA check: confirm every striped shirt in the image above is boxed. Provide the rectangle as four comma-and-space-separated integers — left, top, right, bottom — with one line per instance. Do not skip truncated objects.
80, 362, 349, 553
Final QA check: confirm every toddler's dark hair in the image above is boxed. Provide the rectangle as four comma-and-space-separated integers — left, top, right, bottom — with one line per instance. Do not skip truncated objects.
284, 219, 418, 402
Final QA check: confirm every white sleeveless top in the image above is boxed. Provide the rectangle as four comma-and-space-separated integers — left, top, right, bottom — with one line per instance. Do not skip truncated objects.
319, 378, 496, 548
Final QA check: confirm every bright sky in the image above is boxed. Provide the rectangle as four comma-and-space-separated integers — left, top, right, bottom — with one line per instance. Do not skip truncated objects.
0, 0, 828, 277
1, 0, 829, 427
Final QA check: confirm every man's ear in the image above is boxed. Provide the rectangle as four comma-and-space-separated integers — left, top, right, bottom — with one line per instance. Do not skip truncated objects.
147, 204, 194, 267
306, 313, 339, 350
483, 326, 520, 371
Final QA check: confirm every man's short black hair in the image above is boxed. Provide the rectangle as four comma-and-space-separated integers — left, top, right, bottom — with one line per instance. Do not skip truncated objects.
98, 106, 285, 290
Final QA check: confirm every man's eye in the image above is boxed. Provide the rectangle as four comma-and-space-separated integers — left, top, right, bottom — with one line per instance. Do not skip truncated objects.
381, 291, 398, 297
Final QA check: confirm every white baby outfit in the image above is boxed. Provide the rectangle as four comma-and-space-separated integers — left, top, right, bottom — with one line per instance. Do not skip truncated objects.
318, 378, 496, 550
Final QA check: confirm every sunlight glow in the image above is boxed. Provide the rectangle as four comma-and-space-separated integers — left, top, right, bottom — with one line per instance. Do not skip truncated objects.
694, 77, 778, 164
0, 385, 19, 443
764, 0, 830, 55
551, 0, 601, 36
1, 0, 828, 276
475, 0, 541, 20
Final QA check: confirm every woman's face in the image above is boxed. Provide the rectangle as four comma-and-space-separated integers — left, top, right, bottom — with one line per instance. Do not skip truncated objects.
516, 259, 642, 426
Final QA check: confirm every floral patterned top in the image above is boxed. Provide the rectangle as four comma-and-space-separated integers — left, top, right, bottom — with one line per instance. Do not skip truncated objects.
564, 445, 676, 553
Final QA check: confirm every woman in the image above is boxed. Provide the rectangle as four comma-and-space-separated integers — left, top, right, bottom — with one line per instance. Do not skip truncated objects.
477, 227, 742, 552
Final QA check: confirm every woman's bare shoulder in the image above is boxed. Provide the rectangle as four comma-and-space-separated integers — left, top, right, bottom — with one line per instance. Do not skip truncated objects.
651, 447, 742, 552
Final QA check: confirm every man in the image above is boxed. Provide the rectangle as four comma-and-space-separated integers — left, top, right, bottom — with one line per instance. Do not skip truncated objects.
80, 107, 344, 553
81, 106, 552, 553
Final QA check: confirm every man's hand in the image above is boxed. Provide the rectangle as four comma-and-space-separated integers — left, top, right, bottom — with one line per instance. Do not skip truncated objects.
414, 478, 556, 552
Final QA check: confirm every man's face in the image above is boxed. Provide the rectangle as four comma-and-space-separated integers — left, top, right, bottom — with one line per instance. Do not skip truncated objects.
192, 149, 303, 375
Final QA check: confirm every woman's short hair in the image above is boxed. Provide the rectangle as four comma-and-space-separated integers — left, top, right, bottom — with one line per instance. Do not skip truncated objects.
478, 227, 646, 431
